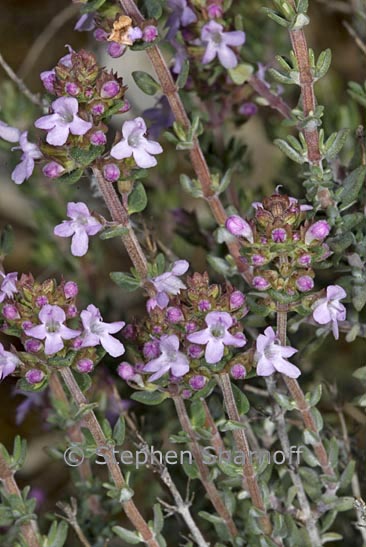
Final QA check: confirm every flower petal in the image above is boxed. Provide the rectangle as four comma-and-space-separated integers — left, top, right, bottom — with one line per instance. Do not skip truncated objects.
100, 334, 125, 357
274, 358, 301, 378
256, 356, 275, 376
71, 230, 89, 257
205, 338, 224, 364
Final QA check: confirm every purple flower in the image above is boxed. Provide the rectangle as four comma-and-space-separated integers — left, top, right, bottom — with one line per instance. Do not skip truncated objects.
54, 202, 103, 257
64, 281, 79, 299
107, 42, 126, 58
296, 275, 314, 293
208, 3, 223, 18
143, 334, 189, 382
200, 21, 245, 69
110, 117, 163, 168
0, 125, 42, 184
143, 25, 158, 42
170, 39, 188, 74
239, 102, 258, 117
166, 307, 184, 322
271, 228, 287, 243
230, 364, 246, 380
90, 130, 107, 146
74, 13, 95, 32
255, 327, 300, 378
288, 197, 313, 212
80, 304, 125, 357
101, 81, 120, 99
35, 97, 92, 146
43, 161, 64, 179
76, 359, 94, 373
103, 163, 120, 182
24, 305, 81, 355
312, 285, 346, 340
166, 0, 197, 40
40, 70, 56, 93
25, 369, 45, 384
117, 361, 135, 380
149, 260, 189, 310
305, 220, 330, 245
0, 272, 18, 302
225, 215, 253, 242
189, 375, 206, 390
143, 97, 174, 140
0, 343, 19, 380
252, 276, 270, 291
187, 311, 246, 364
230, 291, 246, 309
2, 304, 19, 320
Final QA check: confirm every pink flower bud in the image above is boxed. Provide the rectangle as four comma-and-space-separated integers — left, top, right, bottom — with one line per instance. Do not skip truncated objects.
72, 337, 83, 349
103, 163, 120, 182
123, 324, 137, 340
90, 131, 107, 146
208, 3, 223, 18
93, 28, 108, 41
143, 340, 160, 359
143, 25, 158, 42
101, 81, 120, 99
198, 300, 211, 312
107, 42, 126, 58
66, 305, 78, 318
182, 389, 192, 399
189, 375, 207, 391
91, 103, 105, 116
305, 220, 330, 244
166, 307, 184, 322
239, 102, 258, 117
225, 215, 254, 242
230, 291, 245, 309
65, 82, 80, 96
42, 162, 64, 179
185, 321, 197, 333
252, 276, 270, 290
271, 228, 287, 243
252, 254, 266, 266
25, 369, 45, 384
77, 358, 94, 373
188, 344, 203, 359
117, 361, 135, 380
35, 296, 48, 307
25, 339, 42, 353
40, 70, 56, 93
230, 364, 246, 380
129, 27, 143, 41
296, 275, 314, 292
2, 304, 19, 320
119, 100, 131, 113
64, 281, 79, 298
298, 254, 312, 267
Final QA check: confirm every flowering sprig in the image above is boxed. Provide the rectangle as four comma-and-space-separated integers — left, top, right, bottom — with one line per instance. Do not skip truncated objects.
54, 202, 103, 257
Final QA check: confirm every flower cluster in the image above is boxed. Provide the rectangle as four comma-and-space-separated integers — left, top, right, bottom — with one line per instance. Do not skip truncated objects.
0, 274, 126, 387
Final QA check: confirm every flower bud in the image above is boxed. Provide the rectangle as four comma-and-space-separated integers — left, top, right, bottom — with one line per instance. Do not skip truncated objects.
2, 304, 19, 320
225, 215, 254, 242
230, 364, 246, 380
25, 369, 45, 384
123, 324, 137, 340
239, 102, 258, 117
305, 220, 330, 245
40, 70, 56, 93
107, 42, 126, 58
208, 3, 223, 17
298, 254, 312, 267
90, 131, 107, 146
25, 339, 42, 353
42, 161, 64, 179
67, 305, 78, 318
189, 375, 207, 391
198, 300, 211, 312
143, 25, 158, 42
182, 389, 192, 399
230, 290, 245, 309
119, 100, 131, 113
65, 82, 80, 96
77, 358, 94, 373
117, 361, 135, 380
166, 307, 184, 323
188, 344, 203, 359
101, 80, 120, 99
252, 254, 266, 266
271, 228, 287, 243
143, 340, 160, 359
296, 275, 314, 292
72, 337, 83, 349
103, 163, 120, 182
252, 276, 270, 290
64, 281, 79, 298
91, 103, 105, 116
35, 296, 48, 307
93, 28, 108, 41
128, 27, 143, 41
185, 321, 197, 333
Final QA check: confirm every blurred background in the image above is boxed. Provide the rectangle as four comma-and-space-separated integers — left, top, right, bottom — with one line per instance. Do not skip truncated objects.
0, 0, 365, 544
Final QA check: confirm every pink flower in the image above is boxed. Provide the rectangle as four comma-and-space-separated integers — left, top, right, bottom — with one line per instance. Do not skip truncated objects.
312, 285, 346, 340
35, 97, 92, 146
143, 334, 189, 382
225, 215, 254, 242
255, 327, 300, 378
54, 202, 103, 257
0, 343, 19, 380
200, 21, 245, 69
0, 124, 42, 184
305, 221, 330, 245
80, 304, 125, 357
24, 305, 81, 355
187, 311, 246, 364
0, 272, 18, 302
148, 260, 189, 310
110, 117, 163, 168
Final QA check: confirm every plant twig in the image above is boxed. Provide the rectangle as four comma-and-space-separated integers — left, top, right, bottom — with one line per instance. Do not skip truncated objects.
0, 452, 40, 547
173, 395, 239, 538
0, 52, 43, 107
56, 497, 92, 547
119, 0, 252, 284
59, 367, 160, 547
249, 75, 293, 119
201, 399, 225, 456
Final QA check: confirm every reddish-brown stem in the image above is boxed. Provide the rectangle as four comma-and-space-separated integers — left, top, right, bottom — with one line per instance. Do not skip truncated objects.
59, 367, 159, 547
218, 373, 274, 538
0, 453, 40, 547
276, 306, 335, 478
201, 399, 225, 456
119, 0, 252, 283
287, 1, 322, 165
93, 168, 149, 280
173, 396, 239, 538
248, 75, 292, 119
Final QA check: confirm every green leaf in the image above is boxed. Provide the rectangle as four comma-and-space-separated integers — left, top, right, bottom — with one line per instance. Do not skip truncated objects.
321, 533, 343, 544
113, 416, 126, 445
128, 182, 148, 215
176, 59, 190, 89
228, 63, 254, 85
132, 71, 160, 95
190, 400, 206, 428
340, 166, 366, 208
131, 391, 168, 405
231, 384, 250, 415
81, 0, 106, 13
112, 526, 142, 544
198, 511, 225, 525
315, 48, 332, 80
220, 419, 245, 431
110, 272, 141, 291
339, 460, 355, 489
274, 138, 305, 163
307, 384, 322, 407
0, 225, 14, 256
58, 169, 84, 185
100, 226, 129, 240
268, 68, 295, 85
153, 503, 164, 534
141, 0, 163, 18
69, 145, 104, 167
46, 520, 69, 547
324, 129, 349, 160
